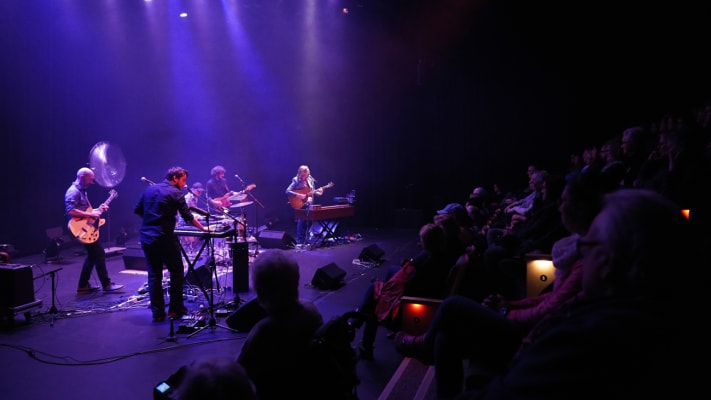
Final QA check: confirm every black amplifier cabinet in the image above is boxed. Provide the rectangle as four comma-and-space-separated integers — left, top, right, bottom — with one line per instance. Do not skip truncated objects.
0, 264, 36, 308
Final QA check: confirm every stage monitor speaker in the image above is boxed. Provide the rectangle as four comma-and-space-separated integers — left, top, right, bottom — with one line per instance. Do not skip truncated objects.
311, 262, 346, 290
225, 298, 267, 332
185, 256, 212, 288
230, 242, 249, 293
122, 246, 146, 271
257, 230, 295, 249
0, 264, 35, 308
359, 244, 385, 263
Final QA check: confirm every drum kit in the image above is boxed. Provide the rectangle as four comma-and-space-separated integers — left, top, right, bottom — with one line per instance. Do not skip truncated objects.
180, 181, 262, 264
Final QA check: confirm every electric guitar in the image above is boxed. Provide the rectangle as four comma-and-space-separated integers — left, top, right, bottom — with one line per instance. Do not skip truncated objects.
288, 182, 334, 209
68, 189, 118, 244
213, 184, 256, 210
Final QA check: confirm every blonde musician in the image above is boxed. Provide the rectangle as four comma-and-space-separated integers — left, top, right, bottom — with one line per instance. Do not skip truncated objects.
285, 165, 323, 246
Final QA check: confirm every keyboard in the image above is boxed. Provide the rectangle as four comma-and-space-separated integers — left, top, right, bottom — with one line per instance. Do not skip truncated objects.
174, 225, 235, 238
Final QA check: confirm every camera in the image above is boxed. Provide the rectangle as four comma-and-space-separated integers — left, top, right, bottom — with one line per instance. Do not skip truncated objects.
153, 365, 187, 400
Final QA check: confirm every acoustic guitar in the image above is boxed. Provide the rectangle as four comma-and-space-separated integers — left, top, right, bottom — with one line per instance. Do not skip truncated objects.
68, 189, 118, 244
288, 182, 334, 209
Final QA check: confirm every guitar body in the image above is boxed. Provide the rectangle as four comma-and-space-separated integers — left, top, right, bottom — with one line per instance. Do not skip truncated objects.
68, 211, 106, 244
214, 191, 234, 209
67, 189, 117, 244
288, 182, 334, 209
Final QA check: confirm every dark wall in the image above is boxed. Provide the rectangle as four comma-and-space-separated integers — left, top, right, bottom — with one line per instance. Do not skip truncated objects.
1, 0, 708, 256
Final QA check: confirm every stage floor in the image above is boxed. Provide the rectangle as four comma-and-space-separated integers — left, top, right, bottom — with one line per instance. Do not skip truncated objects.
0, 226, 426, 400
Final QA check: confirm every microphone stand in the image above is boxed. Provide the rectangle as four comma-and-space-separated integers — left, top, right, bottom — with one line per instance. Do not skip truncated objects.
34, 267, 63, 327
235, 175, 265, 256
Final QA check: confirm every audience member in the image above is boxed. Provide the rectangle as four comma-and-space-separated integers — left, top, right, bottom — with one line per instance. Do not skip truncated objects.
158, 357, 256, 400
598, 137, 625, 186
236, 249, 323, 399
484, 172, 567, 298
393, 172, 614, 398
351, 222, 453, 361
620, 125, 649, 188
454, 189, 701, 399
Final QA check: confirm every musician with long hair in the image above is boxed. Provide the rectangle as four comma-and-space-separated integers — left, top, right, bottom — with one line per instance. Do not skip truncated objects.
285, 165, 323, 246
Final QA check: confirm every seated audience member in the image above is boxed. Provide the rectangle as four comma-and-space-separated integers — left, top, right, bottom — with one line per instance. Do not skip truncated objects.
598, 137, 626, 186
434, 204, 475, 260
453, 189, 701, 399
484, 173, 567, 298
236, 249, 323, 399
502, 169, 546, 220
620, 125, 650, 188
160, 357, 256, 400
393, 172, 614, 399
351, 222, 452, 360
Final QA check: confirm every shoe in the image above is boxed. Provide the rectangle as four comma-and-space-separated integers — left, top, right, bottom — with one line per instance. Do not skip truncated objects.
394, 331, 432, 364
77, 285, 100, 294
357, 342, 374, 361
153, 313, 166, 322
103, 283, 125, 292
168, 306, 188, 319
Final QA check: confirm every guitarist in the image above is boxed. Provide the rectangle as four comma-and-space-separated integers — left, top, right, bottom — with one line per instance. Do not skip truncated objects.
206, 165, 233, 214
285, 165, 323, 246
64, 167, 124, 293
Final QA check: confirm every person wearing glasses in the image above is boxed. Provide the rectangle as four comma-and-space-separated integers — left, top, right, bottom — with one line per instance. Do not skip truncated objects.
393, 172, 617, 399
448, 189, 699, 399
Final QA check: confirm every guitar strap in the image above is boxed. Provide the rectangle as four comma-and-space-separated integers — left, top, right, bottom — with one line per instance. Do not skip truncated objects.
81, 188, 92, 210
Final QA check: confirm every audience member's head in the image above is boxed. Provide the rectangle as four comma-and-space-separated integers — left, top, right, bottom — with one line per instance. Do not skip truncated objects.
158, 357, 256, 400
621, 126, 645, 156
418, 222, 447, 253
559, 172, 618, 236
436, 202, 472, 228
251, 249, 301, 313
579, 189, 696, 299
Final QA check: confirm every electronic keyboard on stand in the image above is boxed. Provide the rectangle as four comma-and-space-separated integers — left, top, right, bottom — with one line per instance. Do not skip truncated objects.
174, 225, 235, 238
294, 205, 355, 248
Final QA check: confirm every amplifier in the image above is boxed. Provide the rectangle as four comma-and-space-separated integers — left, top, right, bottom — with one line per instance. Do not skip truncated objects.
0, 264, 36, 308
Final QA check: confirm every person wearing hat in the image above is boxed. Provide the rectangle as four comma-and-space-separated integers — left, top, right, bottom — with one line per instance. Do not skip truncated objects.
177, 182, 207, 226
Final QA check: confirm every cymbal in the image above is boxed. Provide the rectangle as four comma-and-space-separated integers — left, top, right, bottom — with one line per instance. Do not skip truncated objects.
230, 201, 254, 209
229, 193, 248, 201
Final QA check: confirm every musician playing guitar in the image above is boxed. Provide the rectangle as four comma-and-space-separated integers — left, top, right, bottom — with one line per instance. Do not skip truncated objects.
285, 165, 332, 246
64, 167, 124, 293
206, 165, 233, 213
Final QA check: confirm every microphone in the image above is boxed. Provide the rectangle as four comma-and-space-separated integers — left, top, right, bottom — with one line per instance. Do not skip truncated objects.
189, 206, 210, 217
183, 185, 197, 196
141, 177, 155, 185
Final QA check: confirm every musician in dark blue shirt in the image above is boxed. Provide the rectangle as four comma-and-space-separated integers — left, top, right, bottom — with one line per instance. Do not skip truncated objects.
134, 166, 207, 322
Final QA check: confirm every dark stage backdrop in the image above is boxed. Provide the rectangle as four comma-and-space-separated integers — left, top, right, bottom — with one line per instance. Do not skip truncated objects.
1, 0, 708, 256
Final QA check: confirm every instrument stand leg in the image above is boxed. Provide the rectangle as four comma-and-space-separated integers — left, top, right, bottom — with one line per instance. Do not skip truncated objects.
187, 238, 237, 338
160, 317, 179, 344
48, 269, 60, 327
